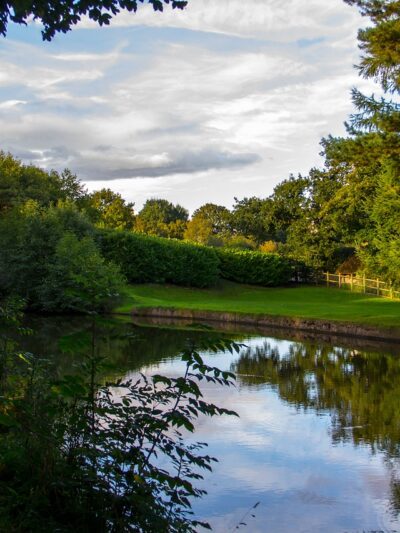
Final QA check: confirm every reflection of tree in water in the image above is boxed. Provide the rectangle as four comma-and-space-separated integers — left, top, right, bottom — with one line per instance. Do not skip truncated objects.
233, 340, 400, 515
19, 316, 234, 378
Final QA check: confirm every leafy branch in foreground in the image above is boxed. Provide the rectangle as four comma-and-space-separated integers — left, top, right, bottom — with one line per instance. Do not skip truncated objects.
0, 311, 240, 531
0, 0, 188, 41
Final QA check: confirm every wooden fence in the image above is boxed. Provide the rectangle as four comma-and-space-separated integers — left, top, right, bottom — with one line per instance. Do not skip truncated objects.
323, 272, 400, 300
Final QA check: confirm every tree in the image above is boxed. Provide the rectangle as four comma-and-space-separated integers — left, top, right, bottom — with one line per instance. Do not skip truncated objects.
278, 0, 400, 273
0, 204, 124, 312
357, 161, 400, 285
38, 232, 125, 312
0, 0, 188, 41
184, 216, 222, 246
338, 0, 400, 280
0, 152, 87, 212
191, 203, 232, 237
135, 198, 188, 239
83, 188, 136, 230
231, 178, 309, 248
231, 197, 273, 245
58, 169, 88, 203
0, 304, 239, 531
184, 203, 232, 246
268, 175, 310, 239
344, 0, 400, 93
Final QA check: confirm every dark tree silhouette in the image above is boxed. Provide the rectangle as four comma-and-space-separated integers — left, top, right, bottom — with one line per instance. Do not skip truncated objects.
0, 0, 188, 40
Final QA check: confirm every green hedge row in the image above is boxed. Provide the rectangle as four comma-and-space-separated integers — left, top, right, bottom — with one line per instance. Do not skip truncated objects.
216, 248, 293, 286
97, 230, 294, 288
97, 230, 219, 288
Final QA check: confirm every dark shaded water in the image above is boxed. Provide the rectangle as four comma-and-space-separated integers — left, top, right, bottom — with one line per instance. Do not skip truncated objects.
20, 316, 400, 532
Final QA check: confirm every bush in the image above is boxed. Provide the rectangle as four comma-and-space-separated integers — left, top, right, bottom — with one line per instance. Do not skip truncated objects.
223, 235, 257, 251
37, 232, 125, 313
216, 248, 292, 286
259, 240, 278, 253
0, 206, 124, 312
97, 229, 219, 288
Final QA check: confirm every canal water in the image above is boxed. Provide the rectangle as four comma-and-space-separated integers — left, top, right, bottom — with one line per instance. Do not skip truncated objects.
21, 316, 400, 532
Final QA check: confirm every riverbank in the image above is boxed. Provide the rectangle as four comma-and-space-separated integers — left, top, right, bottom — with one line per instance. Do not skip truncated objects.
115, 282, 400, 341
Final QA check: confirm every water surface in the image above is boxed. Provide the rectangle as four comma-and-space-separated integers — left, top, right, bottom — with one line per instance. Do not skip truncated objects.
21, 316, 400, 532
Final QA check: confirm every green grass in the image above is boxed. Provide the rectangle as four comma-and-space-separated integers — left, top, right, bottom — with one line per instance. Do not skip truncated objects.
115, 281, 400, 329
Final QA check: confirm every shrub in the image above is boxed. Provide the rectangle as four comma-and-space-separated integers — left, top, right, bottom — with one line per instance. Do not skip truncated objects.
259, 240, 278, 253
0, 207, 123, 313
223, 235, 257, 251
216, 248, 292, 286
97, 229, 219, 288
37, 232, 125, 313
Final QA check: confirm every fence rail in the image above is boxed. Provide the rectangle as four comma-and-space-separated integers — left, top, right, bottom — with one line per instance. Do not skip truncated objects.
322, 272, 400, 300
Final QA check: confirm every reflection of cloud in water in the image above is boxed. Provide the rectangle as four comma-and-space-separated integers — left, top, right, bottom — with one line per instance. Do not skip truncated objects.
118, 333, 399, 532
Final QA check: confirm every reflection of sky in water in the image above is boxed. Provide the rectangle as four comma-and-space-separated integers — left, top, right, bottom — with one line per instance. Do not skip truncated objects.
125, 335, 399, 533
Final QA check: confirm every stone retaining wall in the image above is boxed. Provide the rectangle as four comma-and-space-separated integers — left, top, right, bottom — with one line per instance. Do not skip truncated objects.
128, 307, 400, 343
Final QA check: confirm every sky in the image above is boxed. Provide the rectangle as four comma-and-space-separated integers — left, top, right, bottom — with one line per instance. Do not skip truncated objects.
0, 0, 375, 212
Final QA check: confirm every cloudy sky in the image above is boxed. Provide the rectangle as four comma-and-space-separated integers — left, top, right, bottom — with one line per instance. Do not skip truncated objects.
1, 0, 374, 212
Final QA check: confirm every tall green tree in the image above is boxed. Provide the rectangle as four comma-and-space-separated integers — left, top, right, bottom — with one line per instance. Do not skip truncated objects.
83, 188, 136, 230
184, 215, 216, 245
281, 0, 400, 274
184, 203, 232, 246
0, 152, 86, 213
135, 198, 188, 239
231, 197, 273, 245
192, 203, 232, 237
341, 0, 400, 281
357, 161, 400, 284
345, 0, 400, 93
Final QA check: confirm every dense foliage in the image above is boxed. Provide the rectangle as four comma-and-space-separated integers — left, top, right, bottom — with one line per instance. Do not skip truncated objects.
0, 0, 188, 40
135, 198, 189, 239
216, 249, 292, 287
0, 152, 86, 213
0, 205, 124, 312
82, 188, 136, 230
184, 204, 232, 246
98, 229, 220, 287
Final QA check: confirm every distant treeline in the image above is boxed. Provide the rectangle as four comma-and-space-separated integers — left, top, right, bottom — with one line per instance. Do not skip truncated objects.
0, 156, 295, 312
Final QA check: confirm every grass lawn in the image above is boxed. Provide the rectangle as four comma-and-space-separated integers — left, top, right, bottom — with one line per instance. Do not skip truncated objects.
115, 281, 400, 329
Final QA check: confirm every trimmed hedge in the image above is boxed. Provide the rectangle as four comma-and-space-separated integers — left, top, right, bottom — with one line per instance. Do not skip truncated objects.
97, 230, 219, 288
216, 248, 292, 286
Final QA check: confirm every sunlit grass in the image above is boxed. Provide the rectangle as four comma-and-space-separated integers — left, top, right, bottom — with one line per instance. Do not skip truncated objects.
115, 281, 400, 328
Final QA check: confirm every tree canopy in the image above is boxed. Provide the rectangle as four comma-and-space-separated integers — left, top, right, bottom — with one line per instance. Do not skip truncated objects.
83, 188, 136, 230
0, 152, 86, 213
0, 0, 188, 40
345, 0, 400, 92
135, 198, 188, 239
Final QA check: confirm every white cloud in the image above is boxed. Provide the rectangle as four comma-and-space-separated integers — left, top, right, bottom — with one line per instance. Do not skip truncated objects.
0, 99, 27, 109
0, 0, 377, 211
78, 0, 362, 43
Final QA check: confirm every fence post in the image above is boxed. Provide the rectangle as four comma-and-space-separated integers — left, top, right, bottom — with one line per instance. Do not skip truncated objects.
338, 273, 342, 288
377, 278, 380, 297
350, 273, 354, 291
326, 272, 329, 287
363, 274, 366, 293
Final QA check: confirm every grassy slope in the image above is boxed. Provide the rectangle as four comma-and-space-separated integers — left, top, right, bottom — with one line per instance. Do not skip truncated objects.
116, 281, 400, 328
